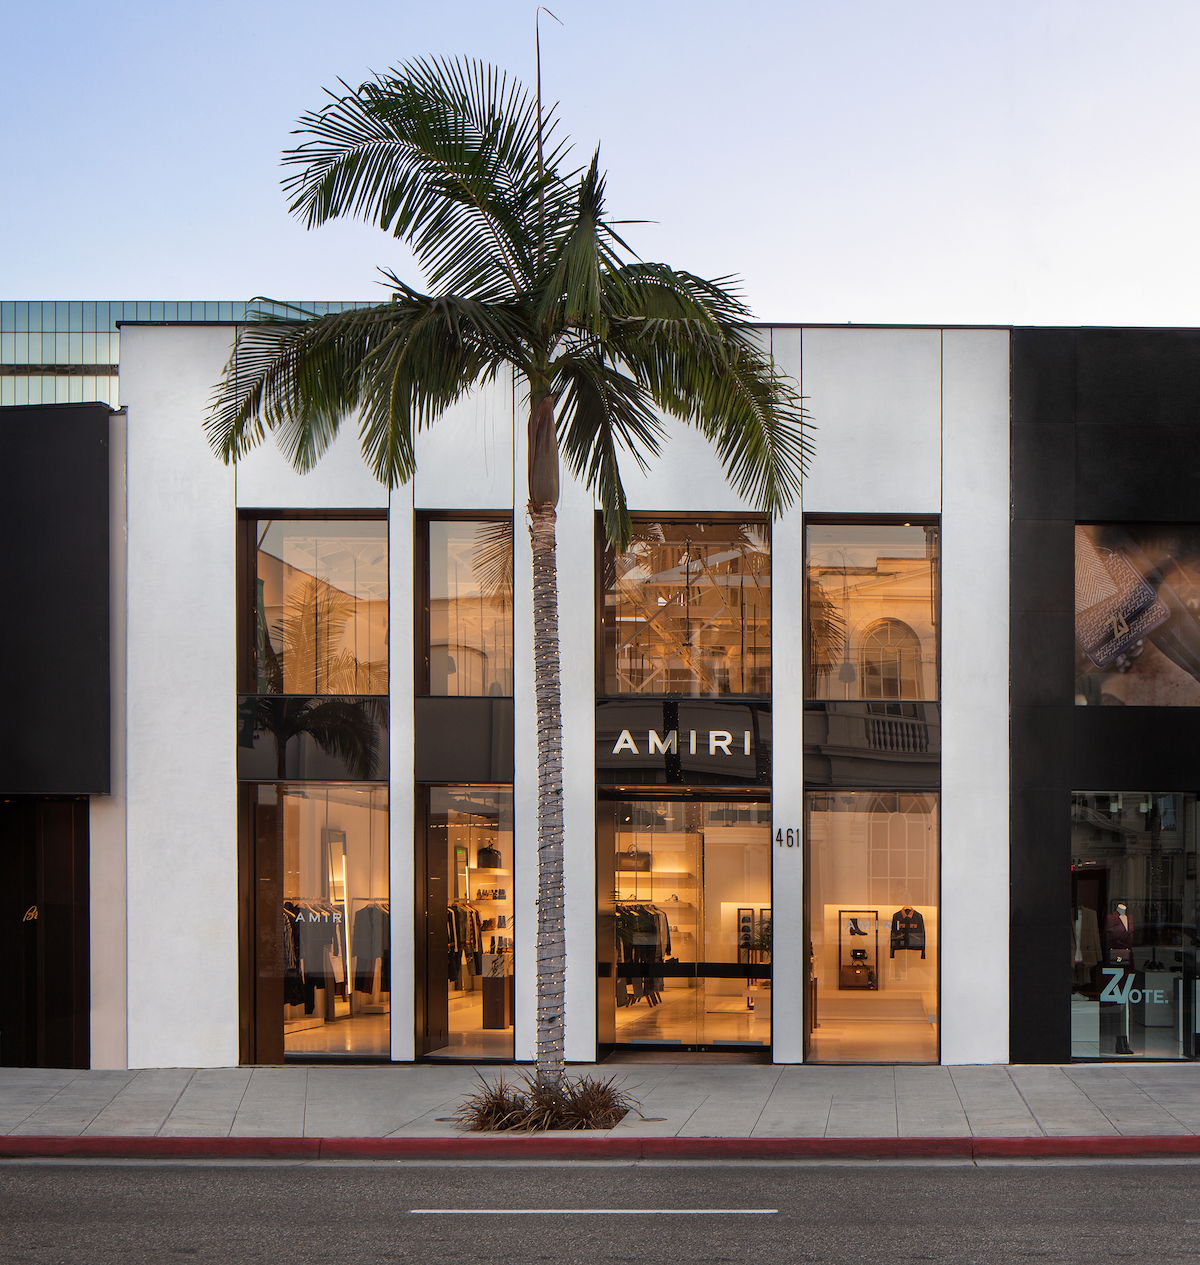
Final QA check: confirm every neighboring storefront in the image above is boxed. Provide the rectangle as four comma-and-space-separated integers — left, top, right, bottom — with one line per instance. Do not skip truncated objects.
39, 318, 1200, 1072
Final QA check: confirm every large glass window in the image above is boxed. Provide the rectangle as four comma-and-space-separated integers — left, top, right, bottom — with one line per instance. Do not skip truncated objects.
256, 520, 388, 694
602, 521, 770, 696
423, 787, 515, 1058
1074, 524, 1200, 706
601, 799, 772, 1049
249, 783, 390, 1061
806, 523, 938, 702
805, 792, 939, 1063
426, 520, 513, 697
1070, 792, 1197, 1059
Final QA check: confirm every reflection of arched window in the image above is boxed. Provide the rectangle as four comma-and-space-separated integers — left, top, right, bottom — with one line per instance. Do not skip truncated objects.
860, 620, 922, 699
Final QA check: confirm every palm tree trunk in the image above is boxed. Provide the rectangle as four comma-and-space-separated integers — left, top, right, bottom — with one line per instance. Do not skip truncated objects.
529, 502, 565, 1080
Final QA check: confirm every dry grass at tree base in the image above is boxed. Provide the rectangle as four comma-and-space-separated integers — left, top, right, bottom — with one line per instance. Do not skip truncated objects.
454, 1072, 638, 1132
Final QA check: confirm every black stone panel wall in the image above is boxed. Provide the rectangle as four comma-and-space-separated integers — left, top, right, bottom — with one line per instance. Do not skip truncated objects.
1011, 327, 1200, 1064
0, 403, 110, 794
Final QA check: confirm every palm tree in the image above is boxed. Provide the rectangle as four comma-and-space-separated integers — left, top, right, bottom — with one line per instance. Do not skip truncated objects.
207, 56, 812, 1082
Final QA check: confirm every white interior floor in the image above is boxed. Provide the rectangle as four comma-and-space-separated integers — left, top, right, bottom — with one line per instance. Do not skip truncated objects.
808, 990, 938, 1063
613, 981, 771, 1047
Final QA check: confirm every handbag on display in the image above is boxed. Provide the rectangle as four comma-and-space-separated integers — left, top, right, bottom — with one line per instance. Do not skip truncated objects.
1075, 527, 1169, 667
839, 963, 875, 989
476, 845, 502, 869
617, 845, 651, 872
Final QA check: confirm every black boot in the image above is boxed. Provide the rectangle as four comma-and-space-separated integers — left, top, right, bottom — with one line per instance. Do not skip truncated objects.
1115, 1036, 1134, 1055
848, 918, 867, 936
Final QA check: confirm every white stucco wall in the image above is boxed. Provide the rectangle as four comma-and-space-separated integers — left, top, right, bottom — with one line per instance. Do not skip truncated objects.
109, 320, 1010, 1070
121, 325, 239, 1068
939, 329, 1011, 1065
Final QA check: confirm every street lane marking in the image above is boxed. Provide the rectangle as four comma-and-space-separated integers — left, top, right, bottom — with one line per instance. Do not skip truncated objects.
410, 1209, 777, 1215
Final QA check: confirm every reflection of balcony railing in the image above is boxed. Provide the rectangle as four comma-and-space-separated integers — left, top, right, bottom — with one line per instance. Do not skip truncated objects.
865, 716, 930, 753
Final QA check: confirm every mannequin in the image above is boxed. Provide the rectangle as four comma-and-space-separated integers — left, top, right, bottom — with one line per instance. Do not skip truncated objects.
1104, 901, 1135, 1055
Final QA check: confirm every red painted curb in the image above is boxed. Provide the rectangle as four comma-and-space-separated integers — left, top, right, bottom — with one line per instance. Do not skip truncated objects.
3, 1134, 1200, 1161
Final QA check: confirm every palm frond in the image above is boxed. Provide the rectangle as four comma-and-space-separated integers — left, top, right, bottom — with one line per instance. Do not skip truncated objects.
282, 57, 575, 296
207, 290, 529, 486
554, 355, 665, 549
601, 266, 813, 516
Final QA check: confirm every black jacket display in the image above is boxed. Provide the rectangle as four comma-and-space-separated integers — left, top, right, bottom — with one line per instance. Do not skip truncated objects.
889, 907, 926, 959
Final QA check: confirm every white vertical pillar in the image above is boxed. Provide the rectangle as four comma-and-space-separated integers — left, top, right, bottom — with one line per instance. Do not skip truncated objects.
390, 484, 416, 1061
940, 328, 1010, 1065
89, 408, 129, 1069
769, 326, 806, 1063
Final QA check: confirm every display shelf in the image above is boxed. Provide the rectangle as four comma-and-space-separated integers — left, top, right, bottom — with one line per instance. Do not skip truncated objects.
468, 866, 511, 876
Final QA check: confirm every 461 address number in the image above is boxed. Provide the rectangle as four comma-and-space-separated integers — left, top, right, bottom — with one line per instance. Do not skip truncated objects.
775, 828, 799, 848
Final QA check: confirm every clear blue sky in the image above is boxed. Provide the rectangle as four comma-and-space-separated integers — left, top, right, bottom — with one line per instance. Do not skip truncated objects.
3, 0, 1199, 325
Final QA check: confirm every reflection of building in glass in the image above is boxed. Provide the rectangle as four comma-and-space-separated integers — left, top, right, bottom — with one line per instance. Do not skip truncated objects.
603, 521, 770, 696
256, 521, 389, 695
806, 523, 939, 701
428, 520, 513, 697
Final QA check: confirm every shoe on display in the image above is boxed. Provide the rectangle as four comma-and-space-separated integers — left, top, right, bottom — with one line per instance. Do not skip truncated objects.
848, 918, 868, 936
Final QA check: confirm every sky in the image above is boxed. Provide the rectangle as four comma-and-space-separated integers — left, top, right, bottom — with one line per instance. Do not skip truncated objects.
3, 0, 1200, 326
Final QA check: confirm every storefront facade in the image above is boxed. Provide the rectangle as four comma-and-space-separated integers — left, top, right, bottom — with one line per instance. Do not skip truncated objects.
12, 319, 1193, 1069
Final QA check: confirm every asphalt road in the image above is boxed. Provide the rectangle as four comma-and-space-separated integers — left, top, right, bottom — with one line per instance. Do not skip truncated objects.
2, 1160, 1200, 1264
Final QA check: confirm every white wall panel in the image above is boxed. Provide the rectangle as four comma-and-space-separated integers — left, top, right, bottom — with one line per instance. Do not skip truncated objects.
414, 368, 516, 509
939, 328, 1010, 1065
89, 410, 128, 1069
616, 414, 754, 514
234, 419, 388, 509
770, 501, 806, 1063
121, 326, 239, 1068
800, 328, 942, 515
389, 488, 416, 1061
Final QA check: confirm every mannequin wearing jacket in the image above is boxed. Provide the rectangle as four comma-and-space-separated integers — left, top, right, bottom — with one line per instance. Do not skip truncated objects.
1104, 905, 1135, 963
1071, 905, 1102, 985
1103, 902, 1136, 1055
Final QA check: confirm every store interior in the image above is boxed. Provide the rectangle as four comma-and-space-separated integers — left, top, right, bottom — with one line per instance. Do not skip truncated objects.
608, 800, 772, 1050
269, 783, 391, 1060
425, 787, 515, 1059
806, 793, 939, 1063
1070, 792, 1198, 1059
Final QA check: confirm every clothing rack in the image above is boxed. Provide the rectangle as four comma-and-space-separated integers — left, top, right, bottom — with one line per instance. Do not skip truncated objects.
615, 901, 671, 1007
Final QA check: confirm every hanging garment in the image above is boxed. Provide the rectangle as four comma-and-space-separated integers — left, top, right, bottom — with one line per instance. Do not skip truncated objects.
351, 903, 391, 993
1070, 906, 1101, 976
889, 907, 926, 959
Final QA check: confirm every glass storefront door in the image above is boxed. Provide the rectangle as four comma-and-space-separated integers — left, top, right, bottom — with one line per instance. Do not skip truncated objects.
245, 782, 390, 1062
1070, 792, 1198, 1059
423, 786, 515, 1059
804, 792, 939, 1063
599, 798, 772, 1051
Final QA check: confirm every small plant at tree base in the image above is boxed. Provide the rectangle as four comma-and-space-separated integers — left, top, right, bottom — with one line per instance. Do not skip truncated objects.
454, 1072, 637, 1132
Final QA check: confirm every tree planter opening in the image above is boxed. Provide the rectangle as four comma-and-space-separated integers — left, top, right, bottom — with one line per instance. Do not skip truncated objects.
453, 1072, 637, 1132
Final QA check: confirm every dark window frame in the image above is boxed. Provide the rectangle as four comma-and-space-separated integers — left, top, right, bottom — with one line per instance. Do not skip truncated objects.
237, 509, 389, 698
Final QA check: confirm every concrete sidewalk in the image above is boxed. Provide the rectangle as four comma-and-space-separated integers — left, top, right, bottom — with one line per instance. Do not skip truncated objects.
5, 1061, 1200, 1144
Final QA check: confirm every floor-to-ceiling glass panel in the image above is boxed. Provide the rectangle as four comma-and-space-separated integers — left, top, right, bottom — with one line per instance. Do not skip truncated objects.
425, 786, 515, 1059
602, 521, 771, 696
427, 520, 513, 696
806, 791, 939, 1063
251, 783, 390, 1060
1070, 792, 1197, 1059
606, 799, 771, 1049
256, 520, 389, 694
